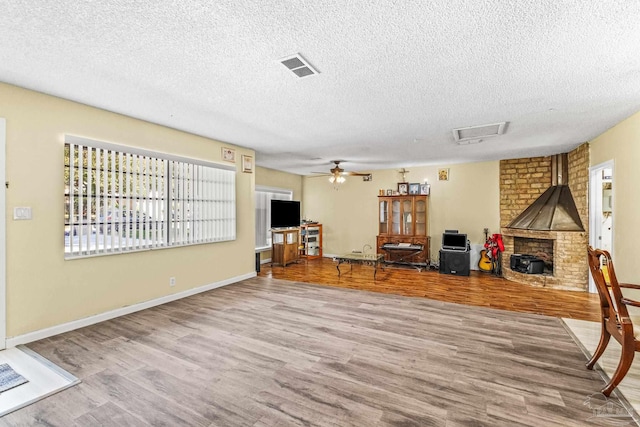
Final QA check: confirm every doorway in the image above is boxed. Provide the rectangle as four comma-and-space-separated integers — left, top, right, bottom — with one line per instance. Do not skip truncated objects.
589, 160, 614, 293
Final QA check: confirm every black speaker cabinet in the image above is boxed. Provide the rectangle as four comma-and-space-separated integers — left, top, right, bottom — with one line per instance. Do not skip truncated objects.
439, 250, 470, 276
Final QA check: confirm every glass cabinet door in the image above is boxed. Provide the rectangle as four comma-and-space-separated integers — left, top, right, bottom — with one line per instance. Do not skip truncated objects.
379, 199, 389, 234
286, 230, 297, 244
391, 199, 401, 235
402, 198, 413, 235
415, 198, 426, 235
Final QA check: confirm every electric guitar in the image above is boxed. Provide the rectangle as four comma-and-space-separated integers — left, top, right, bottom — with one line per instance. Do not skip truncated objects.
478, 228, 493, 272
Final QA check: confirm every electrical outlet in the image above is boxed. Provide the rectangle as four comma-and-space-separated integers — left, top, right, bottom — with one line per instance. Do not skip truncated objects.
169, 277, 176, 287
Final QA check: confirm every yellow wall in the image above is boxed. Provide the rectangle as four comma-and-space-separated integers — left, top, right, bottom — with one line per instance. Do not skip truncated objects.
0, 83, 255, 338
590, 110, 640, 283
303, 161, 500, 260
255, 166, 303, 200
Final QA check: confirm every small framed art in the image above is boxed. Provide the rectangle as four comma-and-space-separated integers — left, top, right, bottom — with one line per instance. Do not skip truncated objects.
222, 147, 236, 162
397, 182, 408, 195
420, 183, 430, 195
408, 183, 420, 195
242, 155, 253, 173
438, 168, 449, 181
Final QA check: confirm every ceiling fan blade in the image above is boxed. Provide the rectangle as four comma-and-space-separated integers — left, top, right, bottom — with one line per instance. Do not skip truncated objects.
311, 160, 371, 181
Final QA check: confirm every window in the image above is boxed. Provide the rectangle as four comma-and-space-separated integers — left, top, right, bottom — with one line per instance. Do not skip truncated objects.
255, 186, 292, 250
64, 136, 235, 258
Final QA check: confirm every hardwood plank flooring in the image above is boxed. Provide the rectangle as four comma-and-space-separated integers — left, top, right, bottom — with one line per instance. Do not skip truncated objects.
0, 277, 629, 426
260, 258, 601, 321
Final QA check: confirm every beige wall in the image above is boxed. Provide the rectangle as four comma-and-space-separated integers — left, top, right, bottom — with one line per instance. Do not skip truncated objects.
302, 161, 500, 261
590, 110, 640, 283
255, 166, 303, 261
255, 166, 303, 200
1, 83, 255, 338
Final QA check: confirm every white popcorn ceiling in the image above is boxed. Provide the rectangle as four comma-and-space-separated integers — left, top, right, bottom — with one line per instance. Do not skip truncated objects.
1, 0, 639, 175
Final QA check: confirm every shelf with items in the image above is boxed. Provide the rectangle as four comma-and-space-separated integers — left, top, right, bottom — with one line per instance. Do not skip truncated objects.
271, 228, 300, 267
377, 195, 430, 266
299, 223, 323, 259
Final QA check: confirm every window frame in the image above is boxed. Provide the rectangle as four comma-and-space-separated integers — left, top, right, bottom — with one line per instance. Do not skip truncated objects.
64, 135, 236, 259
255, 186, 293, 251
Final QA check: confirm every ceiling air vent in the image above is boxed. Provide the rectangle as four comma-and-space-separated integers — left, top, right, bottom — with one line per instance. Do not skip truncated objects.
452, 122, 508, 141
280, 54, 319, 78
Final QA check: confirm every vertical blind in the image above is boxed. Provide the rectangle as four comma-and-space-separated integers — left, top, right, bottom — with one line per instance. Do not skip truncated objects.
255, 186, 292, 249
64, 136, 236, 258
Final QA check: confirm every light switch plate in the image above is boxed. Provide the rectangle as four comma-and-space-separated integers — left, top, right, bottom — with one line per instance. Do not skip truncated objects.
13, 207, 32, 220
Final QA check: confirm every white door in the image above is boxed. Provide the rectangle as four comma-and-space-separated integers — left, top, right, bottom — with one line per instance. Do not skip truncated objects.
0, 118, 6, 348
589, 160, 614, 293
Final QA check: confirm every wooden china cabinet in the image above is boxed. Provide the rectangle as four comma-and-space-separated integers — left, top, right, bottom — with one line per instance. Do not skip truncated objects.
377, 195, 430, 267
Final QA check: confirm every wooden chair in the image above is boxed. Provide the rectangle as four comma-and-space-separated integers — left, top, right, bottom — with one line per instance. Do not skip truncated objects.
586, 246, 640, 396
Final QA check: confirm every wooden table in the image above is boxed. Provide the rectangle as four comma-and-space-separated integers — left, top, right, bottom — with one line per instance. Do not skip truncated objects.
334, 253, 385, 279
380, 243, 426, 271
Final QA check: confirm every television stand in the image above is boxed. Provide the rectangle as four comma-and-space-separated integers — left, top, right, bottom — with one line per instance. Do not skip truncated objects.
271, 228, 300, 267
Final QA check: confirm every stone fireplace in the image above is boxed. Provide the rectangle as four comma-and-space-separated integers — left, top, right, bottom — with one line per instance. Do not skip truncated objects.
499, 145, 589, 291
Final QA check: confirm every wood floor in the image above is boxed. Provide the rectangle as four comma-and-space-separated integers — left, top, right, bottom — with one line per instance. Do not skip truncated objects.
1, 275, 626, 426
260, 258, 602, 321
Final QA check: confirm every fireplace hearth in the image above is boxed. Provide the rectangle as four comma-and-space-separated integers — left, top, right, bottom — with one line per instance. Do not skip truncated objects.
510, 254, 545, 274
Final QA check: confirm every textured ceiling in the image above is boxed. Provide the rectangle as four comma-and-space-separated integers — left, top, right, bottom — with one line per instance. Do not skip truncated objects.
1, 1, 639, 175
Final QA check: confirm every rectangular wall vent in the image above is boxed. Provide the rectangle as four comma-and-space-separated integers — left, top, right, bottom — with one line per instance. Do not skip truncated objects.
453, 122, 507, 141
280, 53, 319, 78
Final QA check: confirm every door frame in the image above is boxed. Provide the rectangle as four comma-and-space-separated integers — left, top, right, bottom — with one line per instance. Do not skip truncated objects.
589, 159, 614, 293
0, 118, 6, 348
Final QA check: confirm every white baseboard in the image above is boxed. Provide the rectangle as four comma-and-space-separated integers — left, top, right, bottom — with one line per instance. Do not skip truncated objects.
6, 271, 257, 348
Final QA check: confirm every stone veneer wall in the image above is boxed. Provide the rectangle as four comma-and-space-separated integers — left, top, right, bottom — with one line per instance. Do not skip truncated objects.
499, 144, 590, 291
500, 156, 552, 227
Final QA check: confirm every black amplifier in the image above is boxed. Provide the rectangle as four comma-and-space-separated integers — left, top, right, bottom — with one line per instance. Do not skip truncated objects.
510, 254, 544, 274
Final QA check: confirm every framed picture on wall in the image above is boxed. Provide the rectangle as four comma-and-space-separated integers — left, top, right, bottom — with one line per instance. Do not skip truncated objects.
438, 168, 449, 181
397, 182, 408, 195
222, 147, 236, 163
242, 155, 253, 173
408, 183, 420, 195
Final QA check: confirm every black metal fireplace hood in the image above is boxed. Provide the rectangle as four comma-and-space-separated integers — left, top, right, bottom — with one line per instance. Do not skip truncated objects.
507, 153, 584, 231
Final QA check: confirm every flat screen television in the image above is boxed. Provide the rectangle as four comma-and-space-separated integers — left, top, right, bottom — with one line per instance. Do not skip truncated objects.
271, 200, 301, 229
442, 232, 467, 251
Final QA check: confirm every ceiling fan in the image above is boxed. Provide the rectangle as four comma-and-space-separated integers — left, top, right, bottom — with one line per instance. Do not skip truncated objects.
312, 160, 371, 184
